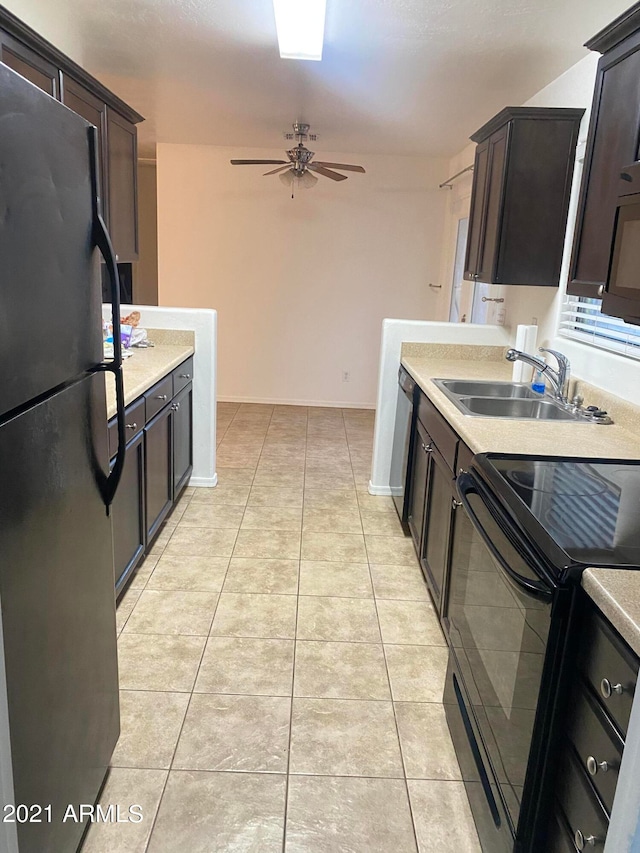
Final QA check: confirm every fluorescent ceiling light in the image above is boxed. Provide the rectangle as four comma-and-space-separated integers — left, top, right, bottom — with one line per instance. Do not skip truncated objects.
272, 0, 327, 61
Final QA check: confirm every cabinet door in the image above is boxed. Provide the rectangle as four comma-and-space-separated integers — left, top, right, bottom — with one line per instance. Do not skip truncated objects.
106, 108, 139, 261
408, 419, 431, 553
145, 404, 172, 542
569, 36, 640, 295
0, 31, 59, 97
464, 139, 490, 280
476, 125, 509, 283
421, 446, 455, 615
112, 430, 145, 594
62, 75, 108, 213
172, 383, 193, 498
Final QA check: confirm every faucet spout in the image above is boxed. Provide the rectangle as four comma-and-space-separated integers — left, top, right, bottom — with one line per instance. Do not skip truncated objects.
505, 348, 569, 402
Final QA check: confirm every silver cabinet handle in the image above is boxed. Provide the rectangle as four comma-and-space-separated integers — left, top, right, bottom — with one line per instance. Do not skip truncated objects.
597, 284, 605, 297
586, 756, 609, 776
421, 443, 433, 453
171, 403, 181, 411
601, 678, 624, 699
156, 394, 168, 401
179, 373, 191, 379
574, 830, 597, 849
452, 499, 462, 509
125, 422, 137, 430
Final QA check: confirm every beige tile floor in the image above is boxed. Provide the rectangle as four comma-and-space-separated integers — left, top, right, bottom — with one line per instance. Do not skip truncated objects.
83, 402, 481, 853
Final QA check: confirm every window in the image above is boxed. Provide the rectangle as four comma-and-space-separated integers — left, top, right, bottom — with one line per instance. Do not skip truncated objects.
559, 297, 640, 360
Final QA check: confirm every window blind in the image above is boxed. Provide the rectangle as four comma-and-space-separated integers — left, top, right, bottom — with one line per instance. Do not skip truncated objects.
558, 297, 640, 361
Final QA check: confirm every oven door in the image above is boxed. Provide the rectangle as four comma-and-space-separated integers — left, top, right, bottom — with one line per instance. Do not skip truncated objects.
445, 470, 555, 843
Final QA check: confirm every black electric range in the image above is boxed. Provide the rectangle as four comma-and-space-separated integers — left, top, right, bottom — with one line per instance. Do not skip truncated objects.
472, 454, 640, 578
443, 453, 640, 853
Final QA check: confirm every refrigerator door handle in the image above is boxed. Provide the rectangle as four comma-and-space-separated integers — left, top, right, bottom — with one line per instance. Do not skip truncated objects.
89, 126, 126, 511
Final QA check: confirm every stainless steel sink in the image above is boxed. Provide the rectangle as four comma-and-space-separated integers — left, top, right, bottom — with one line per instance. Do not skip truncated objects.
432, 378, 600, 422
456, 396, 580, 420
434, 379, 539, 399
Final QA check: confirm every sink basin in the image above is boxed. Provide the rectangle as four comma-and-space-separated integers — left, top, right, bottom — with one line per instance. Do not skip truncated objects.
434, 379, 538, 399
456, 396, 580, 420
431, 377, 599, 422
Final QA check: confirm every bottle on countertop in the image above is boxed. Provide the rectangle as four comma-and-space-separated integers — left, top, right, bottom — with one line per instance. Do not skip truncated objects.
531, 369, 546, 394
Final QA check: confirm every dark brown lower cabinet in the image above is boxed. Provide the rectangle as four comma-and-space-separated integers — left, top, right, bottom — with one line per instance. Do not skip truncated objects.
408, 418, 431, 550
112, 430, 145, 594
144, 403, 173, 541
421, 444, 456, 615
172, 384, 193, 497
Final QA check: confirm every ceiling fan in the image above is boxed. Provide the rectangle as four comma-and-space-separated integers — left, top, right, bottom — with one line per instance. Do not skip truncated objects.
230, 122, 365, 195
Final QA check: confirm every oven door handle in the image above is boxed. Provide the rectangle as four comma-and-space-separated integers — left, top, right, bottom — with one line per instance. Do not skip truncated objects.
456, 473, 553, 601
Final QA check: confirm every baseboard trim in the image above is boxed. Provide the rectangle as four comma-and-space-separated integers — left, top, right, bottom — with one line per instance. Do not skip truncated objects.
369, 481, 393, 496
218, 395, 375, 410
190, 474, 218, 489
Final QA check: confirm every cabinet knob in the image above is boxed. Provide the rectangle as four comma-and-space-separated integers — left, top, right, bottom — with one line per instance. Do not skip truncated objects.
171, 403, 181, 411
597, 284, 605, 297
156, 394, 168, 401
586, 756, 609, 776
601, 678, 624, 699
179, 373, 191, 379
574, 830, 597, 849
125, 422, 137, 430
421, 442, 433, 453
452, 499, 462, 509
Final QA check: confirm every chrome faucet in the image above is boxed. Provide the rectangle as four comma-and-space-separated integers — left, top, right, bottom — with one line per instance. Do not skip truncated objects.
505, 347, 571, 403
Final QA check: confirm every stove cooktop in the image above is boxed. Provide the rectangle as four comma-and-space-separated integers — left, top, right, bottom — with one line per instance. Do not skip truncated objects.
476, 455, 640, 570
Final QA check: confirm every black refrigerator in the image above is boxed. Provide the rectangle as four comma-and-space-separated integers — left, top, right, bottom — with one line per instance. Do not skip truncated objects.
0, 64, 126, 852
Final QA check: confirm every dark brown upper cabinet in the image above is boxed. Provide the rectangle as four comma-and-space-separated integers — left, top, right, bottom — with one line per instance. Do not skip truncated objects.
0, 30, 59, 97
61, 76, 108, 213
464, 107, 584, 286
106, 110, 139, 262
0, 6, 143, 264
568, 3, 640, 298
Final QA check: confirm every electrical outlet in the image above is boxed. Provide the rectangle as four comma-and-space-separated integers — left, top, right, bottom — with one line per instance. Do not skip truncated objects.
342, 370, 350, 382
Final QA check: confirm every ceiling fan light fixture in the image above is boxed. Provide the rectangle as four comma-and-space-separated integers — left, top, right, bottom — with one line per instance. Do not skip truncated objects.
279, 170, 295, 186
300, 169, 318, 188
272, 0, 326, 61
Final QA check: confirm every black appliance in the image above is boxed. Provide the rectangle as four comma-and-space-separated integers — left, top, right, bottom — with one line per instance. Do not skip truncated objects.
443, 454, 640, 853
0, 64, 126, 852
604, 160, 640, 324
390, 366, 417, 524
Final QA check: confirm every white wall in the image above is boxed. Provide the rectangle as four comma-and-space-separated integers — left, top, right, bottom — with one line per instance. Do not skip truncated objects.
437, 54, 640, 405
156, 144, 448, 407
2, 0, 83, 64
369, 319, 512, 493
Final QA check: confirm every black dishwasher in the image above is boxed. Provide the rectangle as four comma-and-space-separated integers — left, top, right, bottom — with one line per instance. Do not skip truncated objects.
390, 366, 417, 525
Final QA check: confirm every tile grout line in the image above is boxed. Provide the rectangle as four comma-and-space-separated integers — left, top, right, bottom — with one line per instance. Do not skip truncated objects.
142, 403, 261, 852
280, 405, 307, 853
363, 475, 423, 853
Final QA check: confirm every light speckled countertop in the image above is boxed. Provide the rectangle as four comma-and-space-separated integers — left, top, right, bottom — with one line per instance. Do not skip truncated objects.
401, 352, 640, 459
401, 343, 640, 650
105, 338, 194, 419
583, 570, 640, 656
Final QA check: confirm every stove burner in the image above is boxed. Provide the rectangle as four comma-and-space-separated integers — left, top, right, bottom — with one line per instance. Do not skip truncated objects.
505, 463, 611, 498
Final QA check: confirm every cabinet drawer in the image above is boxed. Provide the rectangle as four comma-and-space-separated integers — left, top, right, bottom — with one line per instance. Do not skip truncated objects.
548, 809, 578, 853
567, 684, 623, 816
578, 603, 638, 739
556, 749, 608, 851
108, 397, 145, 458
417, 394, 458, 472
173, 357, 194, 396
145, 375, 173, 422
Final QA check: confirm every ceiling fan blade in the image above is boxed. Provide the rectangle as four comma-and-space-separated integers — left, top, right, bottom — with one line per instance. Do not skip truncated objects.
308, 164, 348, 182
230, 159, 287, 165
313, 162, 366, 173
264, 165, 292, 176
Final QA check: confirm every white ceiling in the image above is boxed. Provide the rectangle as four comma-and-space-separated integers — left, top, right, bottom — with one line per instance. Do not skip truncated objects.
11, 0, 632, 157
